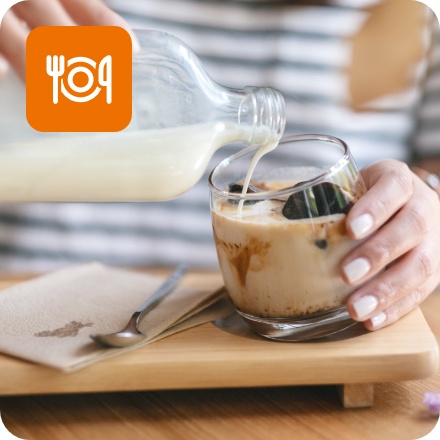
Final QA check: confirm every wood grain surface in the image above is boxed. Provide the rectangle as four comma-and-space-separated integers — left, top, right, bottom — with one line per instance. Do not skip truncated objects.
0, 271, 439, 440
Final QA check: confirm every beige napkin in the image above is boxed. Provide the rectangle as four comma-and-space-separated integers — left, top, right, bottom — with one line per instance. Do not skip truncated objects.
0, 263, 231, 371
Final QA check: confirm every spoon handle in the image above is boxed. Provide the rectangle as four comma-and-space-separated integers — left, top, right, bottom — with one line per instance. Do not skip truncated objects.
134, 264, 188, 325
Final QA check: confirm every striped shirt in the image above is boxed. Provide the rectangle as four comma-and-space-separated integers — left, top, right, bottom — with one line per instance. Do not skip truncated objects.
0, 0, 439, 272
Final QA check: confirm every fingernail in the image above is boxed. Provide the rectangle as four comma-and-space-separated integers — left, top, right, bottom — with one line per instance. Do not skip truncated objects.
113, 14, 141, 55
343, 257, 371, 283
370, 311, 387, 328
0, 56, 9, 77
350, 213, 374, 238
130, 33, 141, 55
352, 295, 378, 319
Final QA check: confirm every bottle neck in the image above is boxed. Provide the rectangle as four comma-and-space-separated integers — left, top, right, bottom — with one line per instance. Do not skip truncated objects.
235, 86, 286, 146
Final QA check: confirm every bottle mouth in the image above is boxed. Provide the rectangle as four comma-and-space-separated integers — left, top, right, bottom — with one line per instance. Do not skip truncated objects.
242, 86, 286, 146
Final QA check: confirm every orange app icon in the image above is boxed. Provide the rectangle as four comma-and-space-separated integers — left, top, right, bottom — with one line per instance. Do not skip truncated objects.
26, 26, 132, 132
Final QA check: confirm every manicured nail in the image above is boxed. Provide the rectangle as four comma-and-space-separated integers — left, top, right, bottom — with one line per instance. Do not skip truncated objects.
0, 56, 9, 77
352, 295, 378, 319
130, 33, 141, 55
350, 213, 374, 238
113, 14, 141, 55
370, 311, 387, 328
343, 257, 371, 283
426, 173, 440, 190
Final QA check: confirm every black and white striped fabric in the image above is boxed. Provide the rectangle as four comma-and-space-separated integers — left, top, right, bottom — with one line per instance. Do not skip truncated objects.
0, 0, 439, 272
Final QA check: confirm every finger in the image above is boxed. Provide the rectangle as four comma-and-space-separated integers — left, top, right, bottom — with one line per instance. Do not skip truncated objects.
346, 160, 413, 239
341, 178, 438, 285
60, 0, 126, 25
12, 0, 75, 27
59, 0, 140, 53
0, 10, 27, 80
362, 274, 440, 331
346, 239, 440, 323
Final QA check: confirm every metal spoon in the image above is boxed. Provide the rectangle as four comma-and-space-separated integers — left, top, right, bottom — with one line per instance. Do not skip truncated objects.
90, 265, 188, 348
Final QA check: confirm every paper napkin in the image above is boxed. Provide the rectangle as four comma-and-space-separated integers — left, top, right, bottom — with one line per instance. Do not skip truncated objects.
0, 263, 231, 371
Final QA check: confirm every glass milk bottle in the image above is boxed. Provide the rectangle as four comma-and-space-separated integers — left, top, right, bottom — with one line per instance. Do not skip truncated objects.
0, 30, 285, 202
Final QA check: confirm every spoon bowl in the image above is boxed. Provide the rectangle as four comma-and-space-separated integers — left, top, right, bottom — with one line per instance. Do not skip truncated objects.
90, 265, 188, 348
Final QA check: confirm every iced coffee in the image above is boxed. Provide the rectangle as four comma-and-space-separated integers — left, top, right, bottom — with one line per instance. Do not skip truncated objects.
209, 135, 366, 341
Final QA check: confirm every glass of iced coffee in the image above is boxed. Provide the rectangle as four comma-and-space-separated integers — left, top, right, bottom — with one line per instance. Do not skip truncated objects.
208, 134, 367, 341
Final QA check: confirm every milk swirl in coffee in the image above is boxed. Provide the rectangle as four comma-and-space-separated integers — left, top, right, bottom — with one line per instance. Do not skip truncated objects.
210, 134, 365, 340
212, 178, 359, 319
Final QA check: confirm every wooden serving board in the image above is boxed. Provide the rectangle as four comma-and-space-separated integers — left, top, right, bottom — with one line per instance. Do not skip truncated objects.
0, 273, 438, 408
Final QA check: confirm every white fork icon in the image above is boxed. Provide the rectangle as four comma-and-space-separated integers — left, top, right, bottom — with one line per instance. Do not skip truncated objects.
46, 55, 65, 104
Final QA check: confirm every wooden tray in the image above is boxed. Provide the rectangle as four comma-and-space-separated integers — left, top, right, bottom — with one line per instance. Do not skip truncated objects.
0, 273, 438, 408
